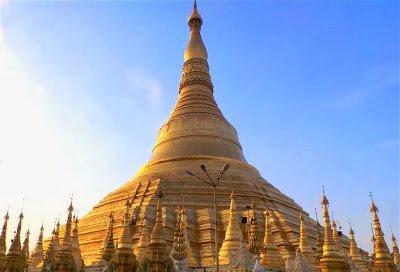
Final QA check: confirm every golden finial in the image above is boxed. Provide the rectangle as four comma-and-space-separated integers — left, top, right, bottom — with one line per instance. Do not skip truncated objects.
321, 186, 329, 205
299, 210, 304, 221
349, 220, 354, 235
369, 192, 378, 212
184, 0, 207, 62
68, 194, 74, 213
314, 208, 321, 228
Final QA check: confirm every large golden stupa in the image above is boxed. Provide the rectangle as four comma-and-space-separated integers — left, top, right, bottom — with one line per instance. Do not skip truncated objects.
1, 2, 399, 272
77, 2, 328, 268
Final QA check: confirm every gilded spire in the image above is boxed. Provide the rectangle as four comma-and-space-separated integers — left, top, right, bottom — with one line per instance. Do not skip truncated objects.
117, 198, 133, 250
219, 191, 243, 265
109, 198, 138, 272
61, 200, 74, 248
0, 210, 10, 266
71, 214, 83, 271
4, 212, 26, 272
184, 0, 207, 62
150, 0, 245, 163
148, 191, 167, 272
8, 212, 23, 254
299, 211, 312, 254
54, 200, 77, 272
54, 220, 60, 254
28, 224, 44, 270
298, 211, 318, 270
331, 212, 343, 252
314, 208, 324, 262
134, 217, 149, 264
391, 232, 400, 267
246, 202, 262, 255
22, 228, 30, 261
369, 194, 396, 271
260, 206, 284, 270
318, 189, 348, 272
43, 227, 57, 271
96, 211, 115, 263
348, 223, 369, 272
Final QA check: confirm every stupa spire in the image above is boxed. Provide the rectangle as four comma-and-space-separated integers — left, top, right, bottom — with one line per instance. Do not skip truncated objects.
134, 217, 149, 265
4, 212, 26, 272
299, 211, 312, 254
314, 208, 324, 262
219, 191, 243, 265
148, 191, 167, 272
28, 224, 45, 270
110, 198, 138, 272
318, 188, 348, 272
0, 209, 10, 266
8, 212, 23, 254
184, 0, 206, 62
71, 214, 83, 270
54, 200, 77, 272
150, 1, 246, 162
260, 206, 284, 270
368, 194, 396, 271
118, 198, 133, 250
95, 211, 115, 264
331, 212, 343, 252
54, 220, 60, 254
348, 223, 369, 272
43, 226, 57, 272
391, 232, 400, 267
22, 228, 30, 262
298, 211, 317, 270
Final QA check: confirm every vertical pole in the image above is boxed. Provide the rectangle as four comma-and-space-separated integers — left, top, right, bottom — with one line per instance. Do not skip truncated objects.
214, 185, 219, 272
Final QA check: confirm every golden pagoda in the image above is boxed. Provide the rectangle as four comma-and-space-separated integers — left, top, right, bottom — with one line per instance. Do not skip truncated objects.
134, 218, 149, 268
147, 191, 168, 272
74, 2, 318, 268
0, 211, 10, 270
42, 227, 57, 272
314, 209, 324, 264
260, 207, 285, 271
28, 225, 45, 271
219, 191, 243, 265
54, 202, 77, 272
331, 213, 344, 254
298, 211, 318, 271
4, 212, 26, 272
22, 229, 30, 270
319, 190, 349, 272
110, 198, 138, 272
71, 216, 83, 271
369, 196, 397, 272
392, 232, 400, 269
348, 224, 369, 272
4, 2, 399, 272
93, 210, 115, 266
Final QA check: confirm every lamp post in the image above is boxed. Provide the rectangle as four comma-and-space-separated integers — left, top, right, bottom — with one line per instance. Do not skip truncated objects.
185, 163, 230, 272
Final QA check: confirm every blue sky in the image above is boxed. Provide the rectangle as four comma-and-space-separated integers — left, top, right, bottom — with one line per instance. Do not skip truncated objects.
0, 1, 398, 253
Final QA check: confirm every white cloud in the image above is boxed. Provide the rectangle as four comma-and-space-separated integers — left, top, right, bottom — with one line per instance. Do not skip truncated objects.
378, 139, 399, 150
125, 68, 163, 106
